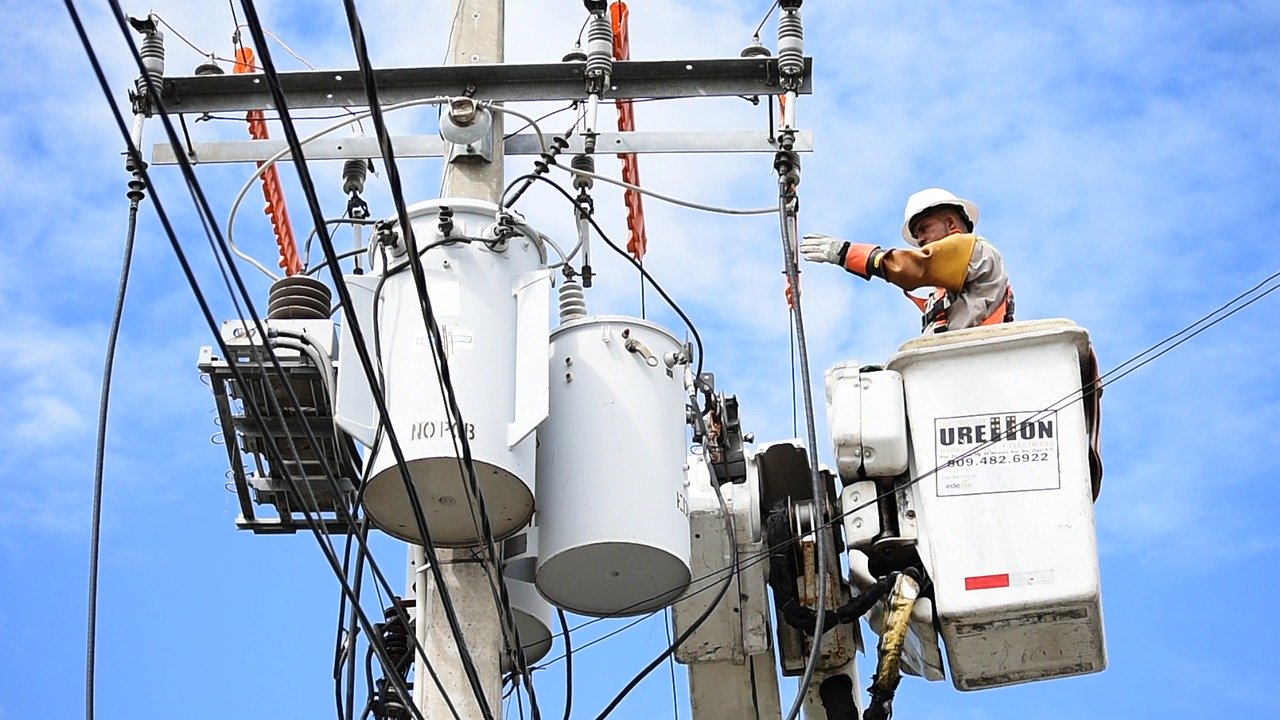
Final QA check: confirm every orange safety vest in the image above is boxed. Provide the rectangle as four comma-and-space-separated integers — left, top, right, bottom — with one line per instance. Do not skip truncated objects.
904, 285, 1015, 334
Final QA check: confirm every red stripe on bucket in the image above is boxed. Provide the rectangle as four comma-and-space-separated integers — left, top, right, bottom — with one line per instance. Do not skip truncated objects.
965, 574, 1010, 590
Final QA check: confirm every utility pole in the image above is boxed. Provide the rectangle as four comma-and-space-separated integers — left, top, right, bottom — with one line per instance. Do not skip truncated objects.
414, 1, 506, 719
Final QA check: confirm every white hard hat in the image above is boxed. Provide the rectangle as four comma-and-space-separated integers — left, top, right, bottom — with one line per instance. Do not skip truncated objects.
901, 188, 980, 246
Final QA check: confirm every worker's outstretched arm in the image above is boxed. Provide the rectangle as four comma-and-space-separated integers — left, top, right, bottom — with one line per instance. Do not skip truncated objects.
800, 233, 977, 292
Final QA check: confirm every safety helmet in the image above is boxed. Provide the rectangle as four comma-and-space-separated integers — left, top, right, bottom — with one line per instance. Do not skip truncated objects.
901, 188, 980, 246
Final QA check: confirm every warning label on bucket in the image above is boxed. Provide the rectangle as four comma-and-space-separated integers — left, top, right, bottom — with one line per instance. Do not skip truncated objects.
934, 411, 1061, 496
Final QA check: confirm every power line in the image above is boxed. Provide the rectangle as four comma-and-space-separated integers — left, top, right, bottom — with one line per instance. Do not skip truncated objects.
337, 3, 539, 718
236, 0, 492, 715
84, 152, 145, 720
77, 7, 464, 718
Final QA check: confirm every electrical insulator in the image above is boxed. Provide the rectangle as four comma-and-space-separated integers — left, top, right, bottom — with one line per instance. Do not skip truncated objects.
342, 159, 369, 196
193, 57, 223, 76
562, 44, 587, 63
570, 154, 595, 191
558, 277, 587, 322
266, 275, 332, 320
584, 12, 614, 88
741, 38, 772, 58
134, 25, 166, 103
777, 8, 805, 86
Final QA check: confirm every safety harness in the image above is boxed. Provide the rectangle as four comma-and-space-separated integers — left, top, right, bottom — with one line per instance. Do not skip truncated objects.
904, 284, 1015, 334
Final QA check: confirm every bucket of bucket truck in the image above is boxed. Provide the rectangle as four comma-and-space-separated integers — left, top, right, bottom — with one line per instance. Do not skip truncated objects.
885, 319, 1106, 690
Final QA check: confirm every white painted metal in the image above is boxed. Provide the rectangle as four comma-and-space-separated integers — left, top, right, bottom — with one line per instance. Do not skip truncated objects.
886, 319, 1106, 690
334, 275, 380, 447
838, 481, 881, 551
353, 198, 548, 546
825, 363, 909, 480
150, 131, 817, 165
535, 316, 691, 616
502, 526, 553, 665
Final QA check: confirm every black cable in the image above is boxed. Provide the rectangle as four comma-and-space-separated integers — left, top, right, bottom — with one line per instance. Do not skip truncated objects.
84, 163, 144, 720
335, 514, 372, 720
238, 4, 496, 716
504, 102, 578, 139
302, 217, 380, 272
775, 172, 828, 720
86, 8, 1280, 716
664, 608, 680, 720
591, 407, 736, 720
753, 1, 781, 39
556, 609, 573, 720
503, 173, 707, 380
220, 2, 468, 709
337, 4, 531, 717
80, 7, 456, 718
528, 259, 1280, 670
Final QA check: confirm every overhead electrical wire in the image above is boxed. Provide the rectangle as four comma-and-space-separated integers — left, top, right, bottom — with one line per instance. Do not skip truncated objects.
664, 608, 680, 720
503, 173, 707, 379
238, 1, 499, 716
222, 96, 549, 280
753, 1, 782, 40
149, 13, 235, 65
556, 609, 573, 720
336, 3, 542, 718
502, 173, 729, 719
775, 172, 829, 720
84, 154, 145, 720
554, 163, 778, 216
77, 5, 465, 718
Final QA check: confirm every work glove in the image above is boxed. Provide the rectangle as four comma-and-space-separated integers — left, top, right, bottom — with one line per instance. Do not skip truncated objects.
800, 233, 887, 281
799, 233, 849, 265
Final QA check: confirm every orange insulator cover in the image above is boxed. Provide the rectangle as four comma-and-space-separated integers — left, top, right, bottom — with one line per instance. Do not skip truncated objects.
234, 47, 302, 276
610, 2, 648, 261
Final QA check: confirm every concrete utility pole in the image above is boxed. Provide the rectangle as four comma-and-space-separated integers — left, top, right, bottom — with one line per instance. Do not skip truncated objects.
414, 1, 506, 719
440, 0, 505, 203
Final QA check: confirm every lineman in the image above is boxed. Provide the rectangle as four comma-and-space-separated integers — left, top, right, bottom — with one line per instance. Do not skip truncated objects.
799, 188, 1014, 334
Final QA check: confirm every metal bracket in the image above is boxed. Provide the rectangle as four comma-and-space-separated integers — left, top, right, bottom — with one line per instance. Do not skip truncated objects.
156, 57, 813, 114
150, 130, 813, 165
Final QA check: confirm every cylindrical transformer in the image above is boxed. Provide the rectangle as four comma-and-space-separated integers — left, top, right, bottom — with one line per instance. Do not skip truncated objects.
535, 316, 691, 617
361, 199, 550, 546
502, 526, 554, 665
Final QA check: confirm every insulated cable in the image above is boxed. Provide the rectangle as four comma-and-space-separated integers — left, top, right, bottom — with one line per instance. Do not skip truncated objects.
753, 1, 782, 40
87, 5, 462, 717
774, 135, 828, 720
242, 1, 497, 715
557, 609, 573, 720
504, 174, 707, 379
535, 256, 1280, 658
553, 163, 778, 216
337, 3, 535, 717
84, 154, 145, 720
224, 95, 451, 280
591, 404, 738, 720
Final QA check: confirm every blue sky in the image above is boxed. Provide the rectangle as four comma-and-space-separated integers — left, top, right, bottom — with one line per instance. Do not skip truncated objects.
3, 0, 1280, 718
